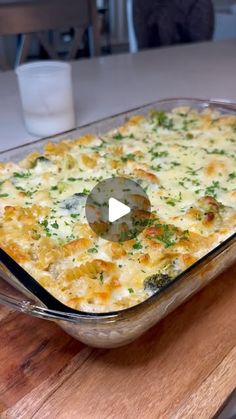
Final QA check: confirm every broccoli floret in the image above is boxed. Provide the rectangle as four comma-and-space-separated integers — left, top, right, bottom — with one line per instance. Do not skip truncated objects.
60, 193, 87, 213
144, 273, 172, 293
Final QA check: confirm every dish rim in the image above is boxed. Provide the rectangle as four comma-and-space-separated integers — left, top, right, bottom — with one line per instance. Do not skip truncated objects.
0, 97, 236, 321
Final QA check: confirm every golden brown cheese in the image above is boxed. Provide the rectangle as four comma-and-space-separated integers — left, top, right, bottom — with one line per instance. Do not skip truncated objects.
0, 107, 236, 312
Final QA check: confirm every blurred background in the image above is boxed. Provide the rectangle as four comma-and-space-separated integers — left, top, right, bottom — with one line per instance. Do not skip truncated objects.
0, 0, 236, 70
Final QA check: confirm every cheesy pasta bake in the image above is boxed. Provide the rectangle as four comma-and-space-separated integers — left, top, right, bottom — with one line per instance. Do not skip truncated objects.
0, 106, 235, 313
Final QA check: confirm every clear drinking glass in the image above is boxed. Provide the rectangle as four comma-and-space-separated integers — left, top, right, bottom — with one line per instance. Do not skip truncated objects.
16, 61, 76, 137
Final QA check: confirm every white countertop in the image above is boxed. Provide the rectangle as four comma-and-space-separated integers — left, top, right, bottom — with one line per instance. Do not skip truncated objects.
1, 39, 236, 153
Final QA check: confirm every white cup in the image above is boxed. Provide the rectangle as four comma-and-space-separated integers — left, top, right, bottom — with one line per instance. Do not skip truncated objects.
16, 61, 76, 137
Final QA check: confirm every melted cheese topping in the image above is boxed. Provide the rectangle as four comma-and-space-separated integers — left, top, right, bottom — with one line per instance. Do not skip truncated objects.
0, 107, 236, 312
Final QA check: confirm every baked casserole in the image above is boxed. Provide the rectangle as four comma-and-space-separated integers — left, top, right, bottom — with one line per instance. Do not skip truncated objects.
0, 106, 235, 313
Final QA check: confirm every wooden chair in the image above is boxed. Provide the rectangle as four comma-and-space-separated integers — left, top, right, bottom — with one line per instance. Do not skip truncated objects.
0, 0, 100, 69
0, 35, 9, 69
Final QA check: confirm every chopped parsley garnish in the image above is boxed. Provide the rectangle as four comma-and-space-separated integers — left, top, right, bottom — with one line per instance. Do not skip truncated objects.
182, 119, 191, 131
165, 192, 182, 207
133, 242, 143, 250
39, 219, 51, 237
121, 153, 136, 163
170, 161, 181, 168
149, 223, 177, 248
99, 272, 104, 284
26, 190, 35, 197
15, 186, 35, 197
192, 179, 200, 186
41, 219, 48, 227
178, 181, 187, 189
13, 171, 31, 178
82, 188, 90, 195
228, 172, 236, 181
165, 198, 176, 207
150, 150, 169, 161
128, 288, 134, 294
0, 193, 8, 197
205, 181, 223, 198
70, 214, 80, 219
51, 221, 59, 229
113, 133, 124, 141
204, 148, 227, 156
88, 247, 98, 254
150, 164, 162, 172
151, 110, 174, 130
179, 230, 190, 241
186, 167, 201, 176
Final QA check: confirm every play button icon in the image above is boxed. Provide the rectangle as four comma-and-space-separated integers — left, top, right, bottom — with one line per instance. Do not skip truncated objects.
108, 198, 131, 223
85, 177, 151, 242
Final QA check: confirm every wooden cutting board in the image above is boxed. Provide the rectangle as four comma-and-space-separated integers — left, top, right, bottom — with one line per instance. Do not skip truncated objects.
0, 263, 236, 419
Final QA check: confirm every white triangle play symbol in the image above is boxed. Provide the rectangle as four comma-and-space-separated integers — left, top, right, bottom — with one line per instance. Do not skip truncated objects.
108, 197, 131, 223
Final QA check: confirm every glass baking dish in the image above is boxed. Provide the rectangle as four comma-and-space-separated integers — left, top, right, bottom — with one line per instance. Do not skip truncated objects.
0, 98, 235, 348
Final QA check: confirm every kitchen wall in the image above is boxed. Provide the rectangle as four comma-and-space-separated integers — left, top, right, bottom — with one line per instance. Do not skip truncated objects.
213, 0, 236, 39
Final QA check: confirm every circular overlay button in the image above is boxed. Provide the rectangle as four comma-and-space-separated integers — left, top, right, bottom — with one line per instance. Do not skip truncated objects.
85, 177, 151, 242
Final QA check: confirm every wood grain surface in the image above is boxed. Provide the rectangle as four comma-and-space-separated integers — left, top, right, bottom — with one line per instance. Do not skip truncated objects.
0, 263, 236, 419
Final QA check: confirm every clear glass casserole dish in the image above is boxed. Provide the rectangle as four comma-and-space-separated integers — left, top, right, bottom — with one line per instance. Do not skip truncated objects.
0, 98, 235, 348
